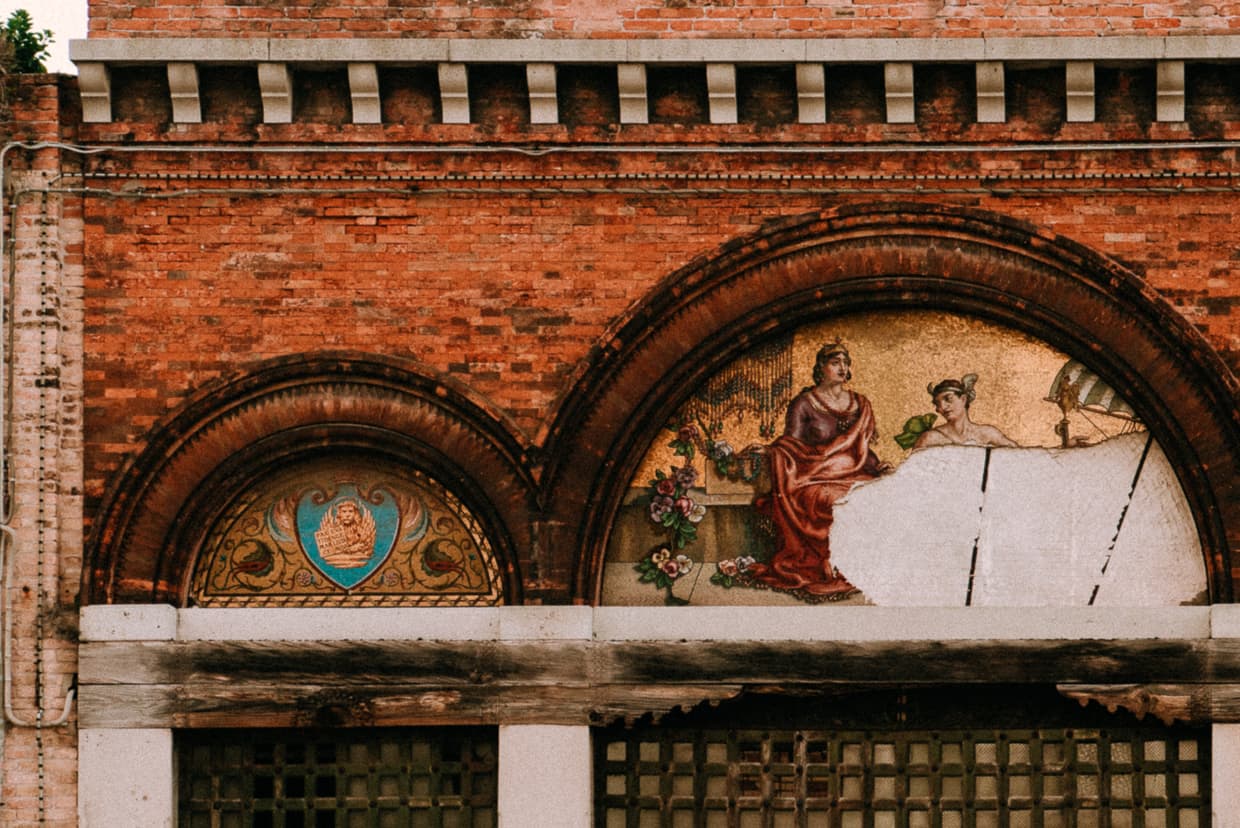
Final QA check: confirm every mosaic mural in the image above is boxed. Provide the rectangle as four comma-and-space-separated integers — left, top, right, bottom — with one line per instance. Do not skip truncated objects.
192, 458, 504, 606
606, 310, 1206, 607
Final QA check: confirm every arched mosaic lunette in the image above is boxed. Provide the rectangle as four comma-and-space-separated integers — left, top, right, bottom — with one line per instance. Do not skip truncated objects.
85, 352, 535, 605
540, 203, 1240, 605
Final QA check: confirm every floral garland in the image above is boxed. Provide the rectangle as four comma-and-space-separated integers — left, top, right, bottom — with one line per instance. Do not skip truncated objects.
634, 545, 694, 599
635, 424, 706, 604
691, 418, 766, 484
633, 420, 773, 603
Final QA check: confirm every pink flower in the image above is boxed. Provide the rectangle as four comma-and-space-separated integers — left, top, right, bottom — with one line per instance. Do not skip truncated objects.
677, 424, 699, 443
660, 559, 681, 577
656, 478, 677, 497
718, 559, 738, 577
675, 497, 696, 517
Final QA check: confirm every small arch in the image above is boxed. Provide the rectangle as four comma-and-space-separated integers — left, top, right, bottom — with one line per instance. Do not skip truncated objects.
84, 352, 536, 606
541, 203, 1239, 604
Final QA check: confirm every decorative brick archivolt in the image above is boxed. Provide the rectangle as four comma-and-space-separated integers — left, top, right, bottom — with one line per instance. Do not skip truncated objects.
542, 202, 1240, 604
84, 353, 535, 606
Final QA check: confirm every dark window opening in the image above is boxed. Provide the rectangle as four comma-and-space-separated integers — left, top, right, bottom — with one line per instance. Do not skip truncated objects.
179, 727, 498, 827
595, 687, 1210, 827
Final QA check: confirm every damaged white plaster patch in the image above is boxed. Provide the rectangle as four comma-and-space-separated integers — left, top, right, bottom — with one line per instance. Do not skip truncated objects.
831, 432, 1205, 607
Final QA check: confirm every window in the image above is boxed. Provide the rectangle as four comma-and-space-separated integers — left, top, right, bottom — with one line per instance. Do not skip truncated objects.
594, 689, 1209, 827
179, 728, 498, 828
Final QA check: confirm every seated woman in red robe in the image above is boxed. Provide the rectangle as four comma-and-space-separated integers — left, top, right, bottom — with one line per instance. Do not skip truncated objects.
748, 340, 889, 599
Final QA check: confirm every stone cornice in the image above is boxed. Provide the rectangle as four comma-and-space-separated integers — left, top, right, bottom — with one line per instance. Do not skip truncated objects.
69, 35, 1240, 125
69, 35, 1240, 65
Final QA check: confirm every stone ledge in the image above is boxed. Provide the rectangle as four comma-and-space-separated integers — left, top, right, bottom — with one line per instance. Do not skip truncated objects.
591, 606, 1213, 641
80, 604, 177, 641
79, 604, 1220, 643
1212, 604, 1240, 638
71, 35, 1240, 125
70, 35, 1240, 66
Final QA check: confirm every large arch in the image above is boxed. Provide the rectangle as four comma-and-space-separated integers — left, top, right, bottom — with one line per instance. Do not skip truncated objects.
84, 352, 537, 605
541, 203, 1240, 605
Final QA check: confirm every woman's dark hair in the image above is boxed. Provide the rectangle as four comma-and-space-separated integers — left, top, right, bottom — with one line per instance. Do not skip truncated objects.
813, 342, 852, 384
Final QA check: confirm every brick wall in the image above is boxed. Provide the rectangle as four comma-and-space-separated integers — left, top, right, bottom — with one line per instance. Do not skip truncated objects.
76, 154, 1240, 502
85, 0, 1240, 39
6, 9, 1240, 822
73, 60, 1240, 516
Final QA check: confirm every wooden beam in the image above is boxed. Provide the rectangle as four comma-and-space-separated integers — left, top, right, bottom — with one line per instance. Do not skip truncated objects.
81, 638, 1239, 688
1058, 683, 1240, 726
77, 638, 1240, 728
78, 682, 743, 729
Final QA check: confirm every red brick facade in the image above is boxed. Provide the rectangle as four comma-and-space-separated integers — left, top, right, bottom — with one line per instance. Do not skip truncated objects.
3, 3, 1240, 824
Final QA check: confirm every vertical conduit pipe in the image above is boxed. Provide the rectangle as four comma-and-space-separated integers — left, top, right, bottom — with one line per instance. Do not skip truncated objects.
0, 143, 78, 730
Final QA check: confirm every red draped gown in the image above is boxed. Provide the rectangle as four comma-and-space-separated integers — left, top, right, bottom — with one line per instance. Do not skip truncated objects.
750, 388, 883, 597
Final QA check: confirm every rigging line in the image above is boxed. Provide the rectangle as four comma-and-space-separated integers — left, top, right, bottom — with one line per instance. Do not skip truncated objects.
1076, 406, 1119, 440
1088, 431, 1155, 606
964, 446, 993, 607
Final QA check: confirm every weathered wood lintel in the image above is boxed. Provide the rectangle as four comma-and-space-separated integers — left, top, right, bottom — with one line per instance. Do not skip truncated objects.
77, 683, 744, 730
1057, 683, 1240, 727
77, 638, 1240, 729
80, 638, 1237, 687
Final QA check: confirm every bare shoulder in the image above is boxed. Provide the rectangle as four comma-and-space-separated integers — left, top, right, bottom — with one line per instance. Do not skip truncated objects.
913, 428, 953, 449
977, 424, 1017, 447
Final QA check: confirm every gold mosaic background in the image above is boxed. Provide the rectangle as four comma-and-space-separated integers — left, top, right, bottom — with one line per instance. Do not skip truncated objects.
191, 458, 504, 607
632, 310, 1133, 484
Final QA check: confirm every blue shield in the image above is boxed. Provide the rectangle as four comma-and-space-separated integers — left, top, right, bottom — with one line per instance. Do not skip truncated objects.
296, 485, 399, 590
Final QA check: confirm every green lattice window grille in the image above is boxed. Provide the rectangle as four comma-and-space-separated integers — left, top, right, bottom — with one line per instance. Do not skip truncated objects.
594, 689, 1209, 828
178, 728, 497, 828
597, 727, 1208, 827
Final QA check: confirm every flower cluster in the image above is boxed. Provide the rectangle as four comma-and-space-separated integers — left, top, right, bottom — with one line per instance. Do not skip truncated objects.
668, 423, 699, 461
710, 555, 756, 588
707, 435, 768, 483
648, 463, 705, 549
635, 545, 695, 592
